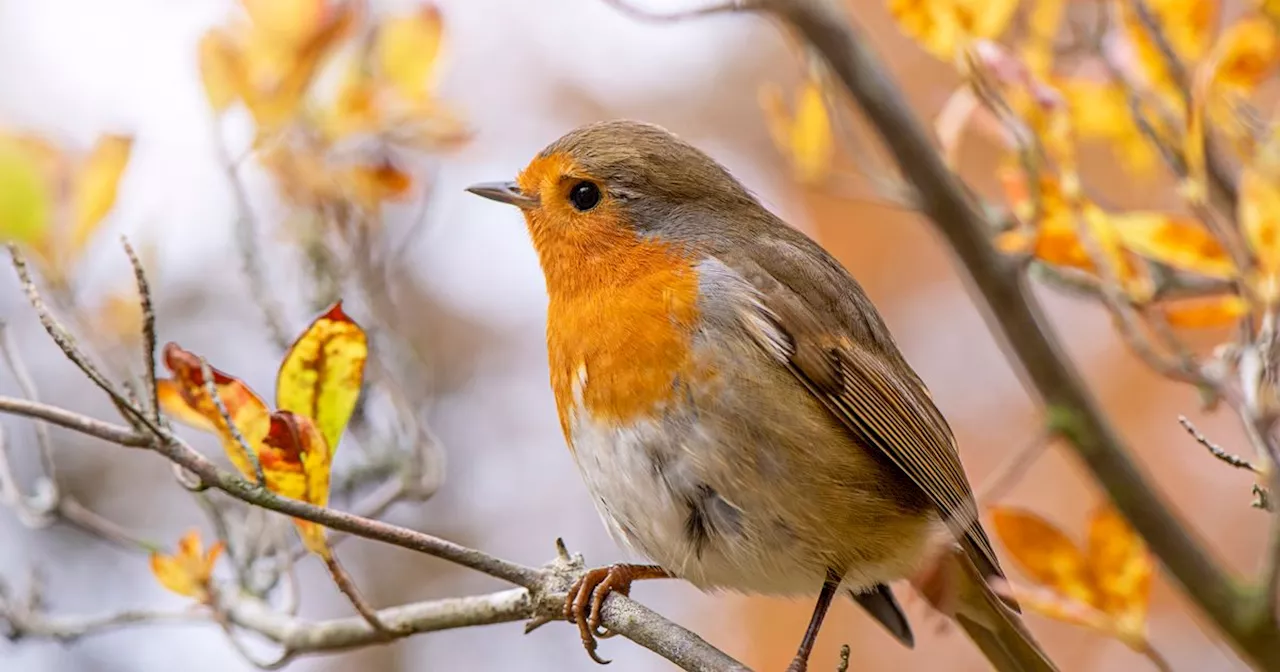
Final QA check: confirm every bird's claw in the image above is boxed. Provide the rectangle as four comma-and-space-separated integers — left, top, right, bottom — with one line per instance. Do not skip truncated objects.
564, 564, 638, 665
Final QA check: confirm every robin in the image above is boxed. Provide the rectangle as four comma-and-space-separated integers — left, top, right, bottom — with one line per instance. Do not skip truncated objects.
468, 120, 1055, 672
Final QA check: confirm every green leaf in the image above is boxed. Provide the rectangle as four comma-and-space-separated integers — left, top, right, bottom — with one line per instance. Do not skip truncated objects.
0, 138, 51, 245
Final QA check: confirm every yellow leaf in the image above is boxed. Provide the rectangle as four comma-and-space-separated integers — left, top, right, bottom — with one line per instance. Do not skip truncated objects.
240, 0, 329, 47
320, 64, 381, 140
889, 0, 1019, 60
149, 529, 223, 600
262, 410, 332, 555
238, 3, 355, 133
161, 343, 273, 481
759, 77, 834, 185
376, 6, 444, 104
0, 136, 52, 247
1059, 79, 1158, 174
275, 301, 368, 454
1241, 165, 1280, 279
1007, 583, 1112, 632
70, 134, 132, 256
1086, 506, 1154, 641
1021, 0, 1066, 77
1113, 213, 1235, 279
1160, 295, 1249, 328
1118, 0, 1218, 94
197, 29, 241, 112
1212, 15, 1280, 92
990, 507, 1099, 608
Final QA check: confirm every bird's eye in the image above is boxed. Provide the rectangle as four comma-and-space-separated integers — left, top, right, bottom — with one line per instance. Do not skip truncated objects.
568, 181, 601, 211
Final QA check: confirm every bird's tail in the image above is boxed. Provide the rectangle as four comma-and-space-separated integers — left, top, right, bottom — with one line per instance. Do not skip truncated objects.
953, 551, 1058, 672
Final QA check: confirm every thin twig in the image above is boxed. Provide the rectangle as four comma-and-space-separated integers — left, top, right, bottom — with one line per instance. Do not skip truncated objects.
292, 478, 405, 563
212, 127, 292, 351
0, 322, 58, 485
1137, 641, 1174, 672
1178, 415, 1258, 472
199, 357, 266, 486
978, 428, 1052, 504
121, 238, 159, 423
7, 246, 161, 435
321, 552, 391, 635
0, 424, 54, 526
601, 0, 763, 21
57, 497, 161, 553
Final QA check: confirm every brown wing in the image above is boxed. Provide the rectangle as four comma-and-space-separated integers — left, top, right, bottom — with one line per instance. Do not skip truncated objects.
713, 234, 1004, 581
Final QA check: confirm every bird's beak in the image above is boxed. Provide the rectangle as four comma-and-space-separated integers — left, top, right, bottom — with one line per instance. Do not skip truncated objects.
465, 181, 539, 209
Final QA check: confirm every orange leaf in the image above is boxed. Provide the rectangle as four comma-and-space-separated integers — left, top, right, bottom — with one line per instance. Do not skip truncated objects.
990, 507, 1099, 608
376, 6, 444, 104
1213, 15, 1280, 93
347, 159, 412, 210
1160, 295, 1249, 328
71, 134, 132, 255
1113, 213, 1235, 279
997, 168, 1141, 288
156, 378, 217, 431
262, 410, 332, 555
275, 301, 368, 454
149, 529, 223, 600
161, 343, 272, 481
1086, 506, 1154, 642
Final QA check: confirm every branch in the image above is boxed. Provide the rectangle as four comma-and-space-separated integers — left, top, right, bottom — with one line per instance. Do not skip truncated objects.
0, 394, 747, 670
0, 396, 150, 447
600, 0, 1280, 667
1179, 415, 1259, 473
121, 238, 160, 423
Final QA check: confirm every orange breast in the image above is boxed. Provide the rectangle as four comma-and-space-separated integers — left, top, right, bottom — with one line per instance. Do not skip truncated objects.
544, 240, 705, 445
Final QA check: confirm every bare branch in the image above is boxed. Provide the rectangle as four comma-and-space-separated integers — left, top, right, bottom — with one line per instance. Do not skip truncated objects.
0, 424, 54, 527
7, 246, 161, 435
0, 322, 58, 486
121, 238, 160, 423
977, 429, 1051, 504
320, 552, 392, 635
653, 0, 1280, 666
1178, 415, 1258, 472
213, 128, 293, 351
56, 496, 161, 553
0, 396, 149, 447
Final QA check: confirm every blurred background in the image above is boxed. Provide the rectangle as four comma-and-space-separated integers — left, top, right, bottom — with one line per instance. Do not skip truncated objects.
0, 0, 1266, 670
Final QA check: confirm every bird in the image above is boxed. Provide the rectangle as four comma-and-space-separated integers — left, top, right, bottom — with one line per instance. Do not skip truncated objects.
467, 119, 1056, 672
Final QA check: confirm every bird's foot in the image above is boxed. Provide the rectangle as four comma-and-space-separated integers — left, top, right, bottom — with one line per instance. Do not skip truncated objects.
564, 563, 670, 665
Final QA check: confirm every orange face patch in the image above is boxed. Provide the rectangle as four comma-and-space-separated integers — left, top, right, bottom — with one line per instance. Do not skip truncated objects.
517, 152, 706, 442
